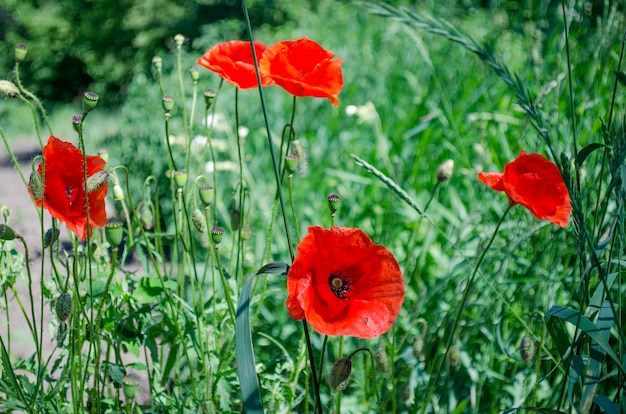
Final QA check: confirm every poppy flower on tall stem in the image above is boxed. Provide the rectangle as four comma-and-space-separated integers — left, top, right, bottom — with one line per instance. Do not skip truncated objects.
29, 135, 108, 240
197, 40, 273, 89
260, 37, 344, 106
478, 151, 571, 227
286, 226, 404, 339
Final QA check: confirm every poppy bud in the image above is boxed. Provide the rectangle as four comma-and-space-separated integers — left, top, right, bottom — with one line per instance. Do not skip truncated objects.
329, 358, 352, 391
122, 375, 139, 401
83, 91, 99, 114
285, 155, 299, 175
15, 43, 27, 62
173, 170, 187, 189
230, 208, 241, 231
86, 170, 109, 193
29, 171, 43, 201
374, 348, 389, 372
113, 184, 124, 201
211, 227, 224, 245
152, 56, 162, 71
97, 149, 109, 163
519, 335, 537, 363
71, 114, 83, 132
0, 224, 16, 241
138, 202, 154, 230
192, 209, 206, 233
43, 228, 60, 248
189, 67, 199, 82
436, 159, 454, 183
204, 89, 216, 107
198, 185, 214, 207
105, 219, 124, 247
174, 34, 186, 48
328, 194, 341, 215
55, 292, 72, 322
0, 80, 20, 99
162, 95, 174, 112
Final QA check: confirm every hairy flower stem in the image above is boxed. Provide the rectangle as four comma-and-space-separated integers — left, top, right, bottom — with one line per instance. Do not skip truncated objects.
14, 61, 52, 142
421, 204, 512, 414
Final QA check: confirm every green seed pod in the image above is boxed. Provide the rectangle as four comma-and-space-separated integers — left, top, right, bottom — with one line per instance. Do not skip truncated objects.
285, 155, 299, 175
162, 95, 174, 112
211, 227, 224, 245
71, 114, 83, 132
204, 89, 216, 107
189, 67, 199, 81
173, 170, 188, 189
105, 219, 124, 247
198, 185, 214, 207
55, 292, 72, 322
329, 358, 352, 391
82, 91, 99, 114
97, 149, 109, 163
192, 209, 206, 233
0, 224, 16, 241
327, 194, 341, 215
174, 34, 185, 48
122, 375, 139, 401
86, 170, 109, 193
15, 43, 27, 62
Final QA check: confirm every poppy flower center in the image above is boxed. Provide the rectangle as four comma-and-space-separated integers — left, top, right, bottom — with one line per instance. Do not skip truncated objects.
328, 271, 351, 299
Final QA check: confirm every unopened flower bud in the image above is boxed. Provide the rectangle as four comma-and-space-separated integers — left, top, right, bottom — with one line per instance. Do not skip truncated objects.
162, 95, 174, 112
82, 91, 99, 114
174, 34, 186, 48
285, 155, 299, 175
15, 44, 27, 62
329, 358, 352, 391
105, 219, 124, 247
152, 56, 162, 71
0, 80, 20, 99
173, 170, 187, 189
113, 184, 124, 201
29, 171, 43, 201
204, 89, 216, 107
211, 227, 224, 245
436, 159, 454, 183
519, 335, 537, 363
328, 194, 341, 215
0, 224, 16, 241
198, 185, 214, 207
192, 209, 206, 233
122, 375, 139, 400
374, 348, 389, 372
97, 149, 109, 163
43, 228, 60, 248
55, 292, 72, 322
290, 140, 308, 175
71, 114, 83, 132
189, 67, 199, 81
86, 170, 109, 193
139, 202, 154, 230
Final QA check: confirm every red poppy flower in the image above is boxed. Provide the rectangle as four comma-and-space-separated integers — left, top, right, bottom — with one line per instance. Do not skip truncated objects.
286, 226, 404, 338
260, 37, 344, 106
197, 40, 272, 89
478, 151, 571, 227
29, 136, 108, 240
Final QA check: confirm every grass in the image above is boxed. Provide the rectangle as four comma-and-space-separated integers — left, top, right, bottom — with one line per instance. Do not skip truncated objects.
1, 0, 626, 412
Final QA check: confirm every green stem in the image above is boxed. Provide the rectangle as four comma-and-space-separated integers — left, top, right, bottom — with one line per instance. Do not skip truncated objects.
14, 61, 52, 140
420, 204, 513, 413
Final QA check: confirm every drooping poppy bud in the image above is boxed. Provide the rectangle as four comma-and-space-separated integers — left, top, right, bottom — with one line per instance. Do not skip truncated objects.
329, 358, 352, 390
55, 292, 72, 322
86, 170, 109, 193
192, 209, 206, 233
